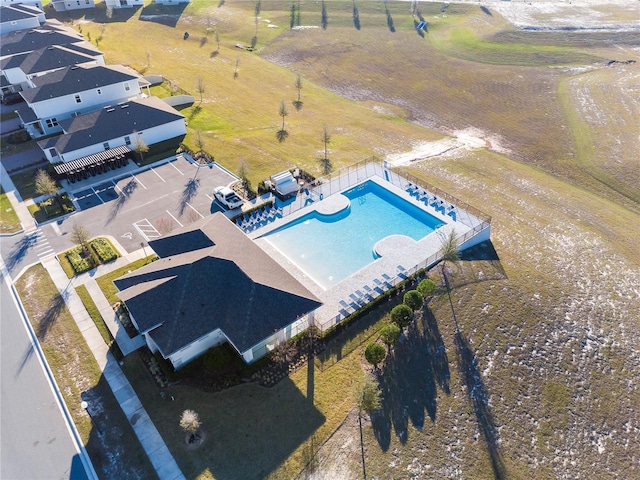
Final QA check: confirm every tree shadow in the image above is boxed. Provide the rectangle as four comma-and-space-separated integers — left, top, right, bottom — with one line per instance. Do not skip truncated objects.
385, 5, 395, 33
321, 0, 328, 30
480, 5, 492, 16
189, 105, 202, 120
105, 179, 138, 225
317, 157, 332, 174
453, 240, 509, 288
276, 129, 289, 142
178, 178, 200, 217
35, 292, 67, 341
373, 311, 450, 449
2, 230, 40, 278
293, 100, 303, 111
210, 50, 219, 58
454, 331, 506, 479
352, 2, 361, 30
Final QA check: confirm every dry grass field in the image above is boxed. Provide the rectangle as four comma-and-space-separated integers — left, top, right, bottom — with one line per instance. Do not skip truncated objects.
44, 1, 640, 479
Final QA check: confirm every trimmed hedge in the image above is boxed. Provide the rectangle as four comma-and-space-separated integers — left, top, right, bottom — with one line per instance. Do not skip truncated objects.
91, 237, 119, 263
61, 237, 120, 277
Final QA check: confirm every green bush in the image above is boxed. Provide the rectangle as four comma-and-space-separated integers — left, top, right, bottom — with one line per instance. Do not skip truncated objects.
66, 245, 96, 275
379, 323, 401, 350
364, 342, 386, 368
403, 289, 424, 311
390, 304, 414, 328
417, 278, 437, 298
91, 237, 118, 263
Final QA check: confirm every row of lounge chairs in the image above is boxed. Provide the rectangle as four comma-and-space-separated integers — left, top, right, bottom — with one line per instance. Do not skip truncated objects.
337, 272, 399, 318
405, 183, 457, 217
236, 204, 283, 231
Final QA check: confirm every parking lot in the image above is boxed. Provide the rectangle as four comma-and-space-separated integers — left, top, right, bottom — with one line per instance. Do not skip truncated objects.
64, 156, 241, 251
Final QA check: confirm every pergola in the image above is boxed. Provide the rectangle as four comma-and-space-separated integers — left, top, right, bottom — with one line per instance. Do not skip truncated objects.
53, 145, 132, 182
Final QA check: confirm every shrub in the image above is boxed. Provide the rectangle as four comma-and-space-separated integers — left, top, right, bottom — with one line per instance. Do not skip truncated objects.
66, 245, 96, 274
390, 304, 414, 328
379, 323, 401, 350
91, 237, 119, 263
417, 278, 437, 298
403, 289, 424, 311
364, 342, 386, 368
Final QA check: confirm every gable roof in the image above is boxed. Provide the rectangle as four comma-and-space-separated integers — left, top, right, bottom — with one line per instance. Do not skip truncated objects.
37, 96, 185, 154
114, 213, 322, 356
19, 64, 139, 103
0, 5, 41, 23
0, 43, 101, 75
0, 24, 84, 58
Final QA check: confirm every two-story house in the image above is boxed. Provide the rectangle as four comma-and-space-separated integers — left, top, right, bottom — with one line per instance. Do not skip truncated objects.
0, 5, 45, 35
0, 43, 104, 91
38, 96, 186, 178
17, 63, 149, 137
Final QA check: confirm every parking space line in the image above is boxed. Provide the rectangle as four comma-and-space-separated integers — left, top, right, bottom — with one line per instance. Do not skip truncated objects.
204, 193, 213, 201
168, 161, 185, 175
112, 179, 123, 194
166, 210, 183, 228
150, 167, 166, 182
133, 218, 161, 242
186, 203, 204, 219
131, 174, 147, 189
91, 186, 105, 204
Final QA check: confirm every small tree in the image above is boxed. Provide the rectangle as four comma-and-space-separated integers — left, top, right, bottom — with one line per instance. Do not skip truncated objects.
195, 129, 205, 152
215, 30, 220, 52
403, 289, 424, 311
196, 77, 205, 104
318, 125, 332, 174
439, 228, 460, 286
179, 409, 202, 444
417, 278, 437, 298
70, 223, 91, 257
294, 73, 303, 104
277, 99, 289, 142
390, 304, 413, 329
34, 169, 58, 214
364, 342, 386, 370
354, 373, 381, 480
379, 323, 400, 352
134, 135, 149, 163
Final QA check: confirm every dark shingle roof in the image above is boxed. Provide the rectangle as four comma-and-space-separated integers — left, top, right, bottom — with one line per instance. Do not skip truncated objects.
0, 5, 40, 23
0, 24, 84, 57
115, 214, 322, 356
19, 64, 138, 103
37, 96, 185, 154
0, 44, 101, 75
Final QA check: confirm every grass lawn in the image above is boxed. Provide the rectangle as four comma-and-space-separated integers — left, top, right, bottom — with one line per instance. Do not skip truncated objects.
10, 164, 61, 201
75, 284, 123, 360
27, 193, 75, 224
0, 188, 21, 234
15, 264, 158, 480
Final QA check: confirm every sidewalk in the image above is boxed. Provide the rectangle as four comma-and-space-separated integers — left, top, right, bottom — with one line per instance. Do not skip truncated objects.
43, 255, 185, 480
0, 161, 36, 231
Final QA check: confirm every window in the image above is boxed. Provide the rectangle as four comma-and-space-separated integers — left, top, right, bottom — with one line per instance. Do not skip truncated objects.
45, 118, 58, 128
72, 111, 81, 117
124, 136, 131, 146
124, 82, 130, 92
48, 148, 57, 158
103, 142, 110, 150
96, 88, 102, 95
74, 94, 81, 103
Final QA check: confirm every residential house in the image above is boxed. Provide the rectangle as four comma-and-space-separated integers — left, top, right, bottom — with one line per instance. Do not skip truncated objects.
1, 22, 85, 60
114, 213, 323, 369
49, 0, 95, 12
0, 43, 104, 91
37, 95, 186, 173
104, 0, 143, 8
0, 5, 45, 35
17, 63, 149, 137
0, 0, 43, 10
154, 0, 190, 4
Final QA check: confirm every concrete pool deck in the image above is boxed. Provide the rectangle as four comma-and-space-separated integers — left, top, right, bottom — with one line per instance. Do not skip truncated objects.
248, 167, 487, 331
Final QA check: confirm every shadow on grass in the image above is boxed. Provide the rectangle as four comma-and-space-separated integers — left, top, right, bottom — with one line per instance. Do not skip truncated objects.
372, 307, 450, 449
35, 291, 67, 341
178, 177, 200, 216
139, 3, 188, 28
454, 331, 506, 479
105, 179, 138, 225
453, 240, 509, 288
277, 129, 289, 142
321, 0, 328, 29
385, 5, 395, 33
353, 2, 361, 30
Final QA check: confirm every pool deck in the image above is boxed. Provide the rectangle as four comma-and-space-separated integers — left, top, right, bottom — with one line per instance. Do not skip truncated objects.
250, 174, 477, 331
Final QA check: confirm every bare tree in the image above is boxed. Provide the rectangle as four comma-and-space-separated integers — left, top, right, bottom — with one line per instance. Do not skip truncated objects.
293, 73, 303, 110
234, 56, 240, 79
196, 77, 205, 104
195, 130, 205, 152
179, 409, 202, 444
70, 223, 91, 258
318, 125, 332, 174
277, 99, 289, 142
134, 135, 149, 163
216, 30, 220, 52
34, 169, 59, 215
156, 217, 175, 235
354, 373, 382, 480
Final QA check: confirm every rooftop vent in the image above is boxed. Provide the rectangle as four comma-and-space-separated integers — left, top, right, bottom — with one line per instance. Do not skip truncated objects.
106, 108, 115, 112
120, 104, 129, 109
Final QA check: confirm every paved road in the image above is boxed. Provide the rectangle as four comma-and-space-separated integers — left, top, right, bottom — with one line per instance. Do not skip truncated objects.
0, 273, 90, 480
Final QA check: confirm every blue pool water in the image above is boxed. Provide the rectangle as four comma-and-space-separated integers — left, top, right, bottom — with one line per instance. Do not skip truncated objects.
263, 180, 444, 289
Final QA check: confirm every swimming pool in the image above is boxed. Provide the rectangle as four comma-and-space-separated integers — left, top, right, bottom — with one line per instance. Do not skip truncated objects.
262, 180, 444, 289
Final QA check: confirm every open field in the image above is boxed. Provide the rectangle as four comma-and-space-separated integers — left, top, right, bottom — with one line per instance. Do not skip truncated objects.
41, 1, 640, 479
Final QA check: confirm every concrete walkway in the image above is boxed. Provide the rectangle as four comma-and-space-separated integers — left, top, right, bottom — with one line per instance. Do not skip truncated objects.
1, 160, 185, 480
42, 255, 185, 480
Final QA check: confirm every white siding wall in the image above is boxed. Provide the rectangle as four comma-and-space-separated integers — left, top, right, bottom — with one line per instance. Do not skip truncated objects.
58, 118, 186, 163
30, 80, 142, 122
167, 329, 227, 370
0, 16, 40, 35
